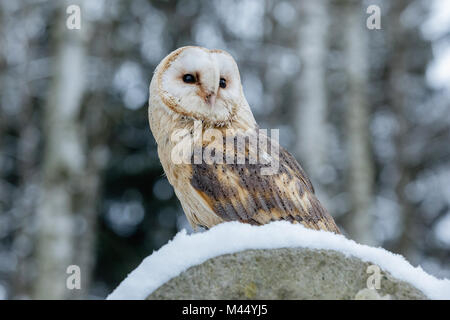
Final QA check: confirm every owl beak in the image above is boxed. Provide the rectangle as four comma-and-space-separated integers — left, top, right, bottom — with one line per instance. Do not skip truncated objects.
206, 93, 216, 107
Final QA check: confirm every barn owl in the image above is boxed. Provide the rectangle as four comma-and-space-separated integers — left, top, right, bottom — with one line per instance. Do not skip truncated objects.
148, 46, 340, 234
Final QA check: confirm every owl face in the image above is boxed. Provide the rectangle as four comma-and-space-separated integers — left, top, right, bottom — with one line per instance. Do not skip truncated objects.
154, 46, 244, 125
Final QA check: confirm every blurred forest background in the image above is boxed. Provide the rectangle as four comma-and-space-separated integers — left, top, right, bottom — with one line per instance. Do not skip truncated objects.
0, 0, 449, 299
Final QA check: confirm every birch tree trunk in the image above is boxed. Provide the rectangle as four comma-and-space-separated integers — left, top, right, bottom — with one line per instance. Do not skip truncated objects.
294, 0, 329, 187
388, 0, 416, 259
342, 0, 375, 245
32, 0, 100, 299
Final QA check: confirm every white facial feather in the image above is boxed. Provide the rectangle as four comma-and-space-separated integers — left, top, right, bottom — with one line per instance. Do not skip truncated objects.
150, 46, 254, 126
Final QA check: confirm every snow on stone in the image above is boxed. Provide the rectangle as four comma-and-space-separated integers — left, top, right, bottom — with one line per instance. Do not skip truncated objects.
107, 221, 450, 300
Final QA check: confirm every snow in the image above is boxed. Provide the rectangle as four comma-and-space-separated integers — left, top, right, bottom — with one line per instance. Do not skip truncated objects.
107, 221, 450, 300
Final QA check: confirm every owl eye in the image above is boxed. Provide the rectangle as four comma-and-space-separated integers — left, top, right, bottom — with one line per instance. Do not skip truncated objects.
182, 74, 196, 83
219, 78, 227, 89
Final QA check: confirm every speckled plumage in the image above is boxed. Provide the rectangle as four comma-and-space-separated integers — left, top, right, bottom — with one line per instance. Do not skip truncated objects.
148, 46, 340, 233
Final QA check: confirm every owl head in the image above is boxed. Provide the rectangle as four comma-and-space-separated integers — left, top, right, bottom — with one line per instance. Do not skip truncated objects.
150, 46, 253, 126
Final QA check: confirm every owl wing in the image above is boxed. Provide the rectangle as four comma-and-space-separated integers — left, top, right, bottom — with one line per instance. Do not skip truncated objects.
189, 133, 340, 233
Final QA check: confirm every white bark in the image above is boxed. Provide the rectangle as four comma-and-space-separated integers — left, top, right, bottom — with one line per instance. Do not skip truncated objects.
388, 0, 416, 258
295, 0, 329, 184
33, 0, 94, 299
343, 1, 375, 245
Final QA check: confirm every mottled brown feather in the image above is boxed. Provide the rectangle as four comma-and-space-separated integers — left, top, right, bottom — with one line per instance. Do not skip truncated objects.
189, 130, 341, 233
